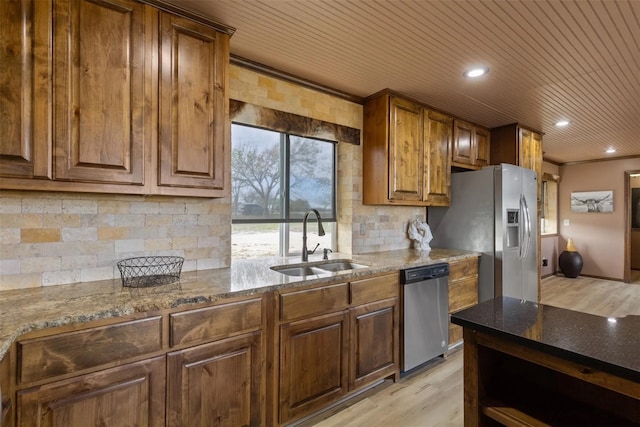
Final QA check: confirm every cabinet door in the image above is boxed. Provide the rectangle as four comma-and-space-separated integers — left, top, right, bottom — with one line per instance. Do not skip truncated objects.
53, 0, 147, 185
453, 120, 490, 169
279, 311, 348, 424
520, 130, 543, 173
452, 119, 474, 166
519, 128, 533, 170
167, 331, 264, 427
17, 356, 165, 427
158, 13, 229, 192
0, 0, 51, 179
424, 110, 452, 205
349, 298, 399, 390
448, 257, 479, 347
388, 97, 423, 201
1, 353, 12, 427
519, 128, 543, 203
474, 126, 490, 167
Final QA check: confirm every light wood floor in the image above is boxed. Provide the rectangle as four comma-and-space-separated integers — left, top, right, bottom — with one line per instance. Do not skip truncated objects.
300, 273, 640, 427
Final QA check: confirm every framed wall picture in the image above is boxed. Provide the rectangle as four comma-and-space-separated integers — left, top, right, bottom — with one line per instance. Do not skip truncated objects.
570, 190, 613, 213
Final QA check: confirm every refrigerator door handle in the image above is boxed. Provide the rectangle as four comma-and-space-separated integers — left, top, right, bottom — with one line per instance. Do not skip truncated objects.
518, 195, 525, 259
522, 194, 532, 259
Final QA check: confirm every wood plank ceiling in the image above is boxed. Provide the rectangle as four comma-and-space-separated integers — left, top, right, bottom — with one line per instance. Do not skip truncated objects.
165, 0, 640, 164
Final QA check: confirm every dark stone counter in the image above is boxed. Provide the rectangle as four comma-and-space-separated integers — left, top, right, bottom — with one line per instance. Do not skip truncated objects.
451, 297, 640, 383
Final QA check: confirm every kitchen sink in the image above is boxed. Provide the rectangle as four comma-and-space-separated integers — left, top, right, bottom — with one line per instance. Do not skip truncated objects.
315, 261, 368, 272
271, 259, 369, 276
271, 266, 328, 277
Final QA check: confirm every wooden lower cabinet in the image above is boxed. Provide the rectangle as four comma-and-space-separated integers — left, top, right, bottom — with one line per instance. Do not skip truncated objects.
8, 275, 401, 427
1, 353, 13, 427
276, 273, 400, 425
447, 257, 480, 347
278, 311, 349, 424
349, 297, 398, 390
167, 331, 264, 427
11, 295, 265, 427
17, 356, 166, 427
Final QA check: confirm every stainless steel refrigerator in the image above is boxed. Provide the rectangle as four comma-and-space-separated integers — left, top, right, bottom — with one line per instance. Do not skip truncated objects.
428, 164, 538, 302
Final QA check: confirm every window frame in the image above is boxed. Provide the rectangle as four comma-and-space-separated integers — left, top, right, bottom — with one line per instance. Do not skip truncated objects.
231, 123, 338, 257
540, 172, 559, 236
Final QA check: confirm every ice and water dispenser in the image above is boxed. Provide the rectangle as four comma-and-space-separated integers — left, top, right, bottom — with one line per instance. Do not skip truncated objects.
506, 209, 520, 248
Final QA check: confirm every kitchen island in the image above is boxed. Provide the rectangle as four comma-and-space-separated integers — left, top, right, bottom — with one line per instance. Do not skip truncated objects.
452, 297, 640, 426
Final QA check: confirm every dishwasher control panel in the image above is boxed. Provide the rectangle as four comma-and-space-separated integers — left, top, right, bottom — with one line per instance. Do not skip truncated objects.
400, 262, 449, 284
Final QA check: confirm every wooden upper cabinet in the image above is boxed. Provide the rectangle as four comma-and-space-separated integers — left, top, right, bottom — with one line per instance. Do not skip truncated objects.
158, 13, 230, 195
424, 110, 452, 206
519, 127, 543, 177
452, 120, 473, 165
490, 123, 543, 200
490, 123, 543, 174
53, 0, 148, 186
0, 0, 232, 197
388, 97, 424, 201
363, 90, 452, 206
452, 119, 490, 169
0, 0, 51, 179
474, 126, 490, 167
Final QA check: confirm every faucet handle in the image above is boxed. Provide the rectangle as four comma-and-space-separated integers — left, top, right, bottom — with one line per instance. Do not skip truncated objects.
308, 243, 320, 255
323, 248, 333, 260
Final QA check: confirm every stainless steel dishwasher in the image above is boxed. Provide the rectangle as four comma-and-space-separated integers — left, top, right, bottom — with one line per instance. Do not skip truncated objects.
400, 262, 449, 373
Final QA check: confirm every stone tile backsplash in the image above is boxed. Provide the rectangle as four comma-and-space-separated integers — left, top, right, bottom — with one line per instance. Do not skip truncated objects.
0, 64, 421, 290
0, 192, 230, 290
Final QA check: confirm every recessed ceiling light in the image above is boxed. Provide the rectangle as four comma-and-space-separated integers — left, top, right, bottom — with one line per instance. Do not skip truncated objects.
463, 67, 489, 78
554, 120, 570, 127
605, 148, 617, 154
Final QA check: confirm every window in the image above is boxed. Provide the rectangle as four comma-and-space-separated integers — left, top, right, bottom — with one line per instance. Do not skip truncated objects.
540, 173, 559, 235
231, 123, 336, 258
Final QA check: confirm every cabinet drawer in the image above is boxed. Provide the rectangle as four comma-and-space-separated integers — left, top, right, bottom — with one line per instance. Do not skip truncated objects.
449, 257, 478, 282
170, 297, 262, 347
350, 274, 398, 306
18, 317, 162, 384
449, 276, 478, 313
280, 282, 349, 321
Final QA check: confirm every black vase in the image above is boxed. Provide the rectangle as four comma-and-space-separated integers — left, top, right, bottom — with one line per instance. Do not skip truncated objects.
559, 250, 583, 278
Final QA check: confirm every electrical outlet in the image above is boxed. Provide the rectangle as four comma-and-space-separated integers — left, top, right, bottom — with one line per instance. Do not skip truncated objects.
542, 258, 548, 267
360, 223, 367, 235
563, 219, 570, 226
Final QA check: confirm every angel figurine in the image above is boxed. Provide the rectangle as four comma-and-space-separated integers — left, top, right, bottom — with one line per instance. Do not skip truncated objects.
408, 219, 433, 251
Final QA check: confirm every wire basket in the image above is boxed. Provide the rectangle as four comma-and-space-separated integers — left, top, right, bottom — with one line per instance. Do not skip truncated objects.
117, 256, 184, 287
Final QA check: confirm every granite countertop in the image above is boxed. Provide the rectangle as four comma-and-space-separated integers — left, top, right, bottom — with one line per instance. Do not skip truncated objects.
0, 248, 477, 360
451, 297, 640, 383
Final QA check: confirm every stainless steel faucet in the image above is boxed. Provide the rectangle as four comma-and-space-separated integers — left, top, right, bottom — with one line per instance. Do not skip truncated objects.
302, 209, 325, 261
